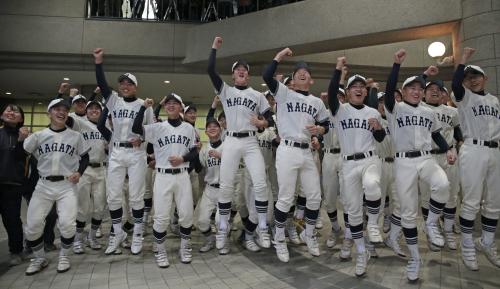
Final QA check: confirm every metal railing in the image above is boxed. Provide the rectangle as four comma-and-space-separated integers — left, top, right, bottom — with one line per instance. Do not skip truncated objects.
86, 0, 304, 22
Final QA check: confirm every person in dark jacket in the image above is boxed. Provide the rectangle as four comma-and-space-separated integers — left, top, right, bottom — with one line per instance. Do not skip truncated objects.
0, 104, 29, 266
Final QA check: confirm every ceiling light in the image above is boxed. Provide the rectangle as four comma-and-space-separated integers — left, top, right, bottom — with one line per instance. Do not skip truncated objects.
261, 83, 267, 87
164, 80, 170, 84
5, 92, 12, 95
428, 42, 446, 58
38, 102, 42, 105
63, 77, 70, 81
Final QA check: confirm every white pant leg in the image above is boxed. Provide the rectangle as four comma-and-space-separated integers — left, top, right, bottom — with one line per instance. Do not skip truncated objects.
394, 158, 420, 229
55, 183, 78, 238
106, 148, 128, 210
91, 167, 107, 220
322, 153, 341, 214
144, 167, 154, 200
242, 137, 268, 202
25, 180, 59, 241
196, 186, 218, 232
243, 168, 258, 224
152, 173, 175, 233
482, 148, 500, 220
76, 172, 92, 222
125, 150, 147, 210
419, 157, 450, 204
361, 157, 382, 201
173, 172, 194, 228
275, 145, 301, 213
190, 170, 200, 205
299, 149, 322, 210
341, 160, 364, 227
219, 137, 243, 203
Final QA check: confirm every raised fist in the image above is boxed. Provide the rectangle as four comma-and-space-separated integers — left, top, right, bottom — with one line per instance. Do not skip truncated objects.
394, 49, 406, 64
58, 82, 70, 94
461, 47, 476, 62
424, 65, 439, 77
69, 88, 79, 97
212, 37, 223, 49
93, 48, 104, 64
143, 98, 154, 108
275, 48, 293, 62
336, 56, 347, 70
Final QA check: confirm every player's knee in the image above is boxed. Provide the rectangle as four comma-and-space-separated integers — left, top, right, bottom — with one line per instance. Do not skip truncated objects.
275, 201, 292, 214
364, 180, 381, 199
481, 206, 500, 221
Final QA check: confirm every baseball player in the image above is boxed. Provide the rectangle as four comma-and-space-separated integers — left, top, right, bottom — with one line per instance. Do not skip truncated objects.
328, 57, 386, 277
207, 36, 275, 250
452, 47, 500, 270
132, 94, 198, 267
71, 100, 108, 254
384, 49, 454, 281
262, 48, 330, 262
196, 118, 225, 254
93, 48, 155, 255
24, 98, 90, 275
420, 78, 463, 251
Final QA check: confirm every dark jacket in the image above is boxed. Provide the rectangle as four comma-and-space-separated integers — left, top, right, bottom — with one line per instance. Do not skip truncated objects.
0, 126, 27, 185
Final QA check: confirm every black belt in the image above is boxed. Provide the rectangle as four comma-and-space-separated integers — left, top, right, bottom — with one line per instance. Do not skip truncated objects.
395, 150, 431, 158
209, 183, 220, 188
384, 157, 394, 163
40, 175, 65, 182
472, 139, 499, 148
157, 168, 187, 174
344, 151, 374, 161
114, 142, 133, 148
89, 162, 106, 168
226, 131, 256, 138
284, 140, 309, 149
324, 148, 341, 154
430, 149, 444, 155
239, 164, 246, 169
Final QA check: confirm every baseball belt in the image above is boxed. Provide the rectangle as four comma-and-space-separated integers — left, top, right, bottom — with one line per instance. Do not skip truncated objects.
395, 150, 431, 158
113, 142, 134, 148
157, 167, 188, 175
209, 183, 220, 188
343, 150, 375, 161
226, 131, 256, 138
283, 139, 309, 149
472, 139, 499, 148
39, 175, 66, 182
88, 162, 107, 168
323, 148, 341, 154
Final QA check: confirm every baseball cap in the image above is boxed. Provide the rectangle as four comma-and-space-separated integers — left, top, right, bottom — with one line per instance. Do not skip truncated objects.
184, 105, 197, 114
86, 100, 103, 110
338, 88, 345, 96
165, 93, 184, 107
217, 111, 225, 121
346, 74, 367, 88
72, 94, 87, 104
118, 73, 138, 86
402, 75, 425, 89
377, 92, 385, 100
292, 61, 311, 78
425, 79, 444, 91
231, 60, 249, 72
47, 98, 70, 112
464, 65, 486, 76
205, 117, 221, 128
283, 76, 292, 86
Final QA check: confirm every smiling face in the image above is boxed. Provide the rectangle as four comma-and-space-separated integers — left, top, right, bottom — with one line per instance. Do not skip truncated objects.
48, 105, 69, 128
403, 82, 424, 105
164, 99, 182, 118
73, 99, 87, 115
205, 122, 221, 140
347, 80, 367, 105
118, 79, 137, 98
293, 68, 313, 91
86, 103, 102, 122
424, 84, 441, 105
1, 105, 23, 127
463, 73, 486, 93
232, 66, 249, 86
184, 109, 197, 124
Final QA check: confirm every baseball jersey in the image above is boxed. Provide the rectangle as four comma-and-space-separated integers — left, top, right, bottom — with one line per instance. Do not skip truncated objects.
218, 83, 271, 132
273, 82, 330, 143
257, 127, 277, 167
333, 103, 382, 155
24, 127, 90, 177
323, 110, 340, 149
451, 87, 500, 141
73, 118, 108, 163
106, 92, 154, 146
70, 112, 87, 121
422, 103, 459, 147
199, 141, 223, 185
144, 121, 197, 170
375, 118, 394, 158
385, 102, 441, 152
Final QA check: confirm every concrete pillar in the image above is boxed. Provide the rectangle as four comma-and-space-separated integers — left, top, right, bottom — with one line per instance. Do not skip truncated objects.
459, 0, 500, 97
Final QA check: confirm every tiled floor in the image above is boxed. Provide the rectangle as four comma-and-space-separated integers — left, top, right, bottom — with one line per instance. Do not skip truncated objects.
0, 208, 499, 289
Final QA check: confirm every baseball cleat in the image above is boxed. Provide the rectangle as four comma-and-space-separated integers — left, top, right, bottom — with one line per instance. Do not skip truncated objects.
199, 234, 215, 253
315, 217, 324, 229
25, 258, 48, 276
73, 240, 85, 254
425, 223, 445, 248
179, 242, 193, 264
218, 242, 230, 255
444, 231, 457, 250
384, 236, 407, 258
255, 228, 271, 249
286, 222, 301, 245
406, 258, 421, 282
57, 254, 71, 273
105, 232, 127, 255
273, 239, 290, 263
366, 224, 383, 244
215, 228, 229, 250
154, 246, 169, 268
475, 238, 500, 268
95, 227, 103, 238
87, 236, 102, 250
355, 250, 370, 277
461, 243, 479, 271
366, 238, 378, 258
299, 231, 320, 257
131, 233, 143, 255
383, 215, 391, 233
339, 238, 353, 261
326, 229, 340, 249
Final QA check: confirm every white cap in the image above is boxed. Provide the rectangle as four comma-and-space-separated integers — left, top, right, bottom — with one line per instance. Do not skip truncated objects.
464, 65, 486, 76
346, 74, 367, 88
338, 88, 345, 95
231, 60, 249, 72
72, 94, 87, 104
165, 93, 185, 108
47, 98, 70, 112
86, 100, 103, 109
402, 75, 425, 89
377, 92, 385, 99
118, 73, 138, 86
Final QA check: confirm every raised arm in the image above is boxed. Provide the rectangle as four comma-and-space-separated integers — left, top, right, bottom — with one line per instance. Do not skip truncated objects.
263, 48, 293, 94
97, 107, 112, 142
328, 57, 346, 116
93, 48, 112, 99
452, 47, 475, 102
132, 98, 153, 137
207, 95, 220, 121
385, 49, 406, 113
207, 37, 224, 92
56, 82, 70, 99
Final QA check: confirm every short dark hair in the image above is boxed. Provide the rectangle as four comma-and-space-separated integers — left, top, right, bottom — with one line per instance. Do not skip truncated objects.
0, 104, 25, 128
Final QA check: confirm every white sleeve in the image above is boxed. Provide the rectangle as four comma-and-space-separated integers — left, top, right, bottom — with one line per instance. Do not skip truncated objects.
188, 127, 197, 149
316, 100, 330, 123
431, 112, 442, 133
199, 147, 208, 167
271, 82, 287, 103
217, 82, 228, 101
23, 132, 39, 154
144, 123, 156, 144
77, 133, 91, 156
144, 107, 155, 125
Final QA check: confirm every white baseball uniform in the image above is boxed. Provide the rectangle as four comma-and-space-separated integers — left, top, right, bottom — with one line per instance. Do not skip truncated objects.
322, 110, 342, 218
24, 127, 90, 248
